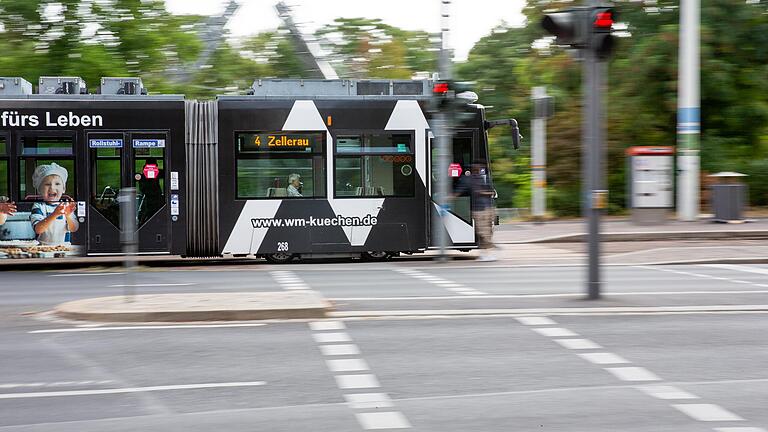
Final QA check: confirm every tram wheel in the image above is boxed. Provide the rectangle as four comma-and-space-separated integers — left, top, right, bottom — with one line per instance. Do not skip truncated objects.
361, 251, 391, 262
264, 253, 295, 264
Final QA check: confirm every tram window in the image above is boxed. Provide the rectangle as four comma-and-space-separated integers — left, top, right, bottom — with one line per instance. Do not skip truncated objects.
91, 146, 122, 229
334, 133, 415, 198
18, 136, 75, 201
0, 136, 7, 197
235, 131, 326, 199
237, 159, 322, 198
336, 133, 412, 154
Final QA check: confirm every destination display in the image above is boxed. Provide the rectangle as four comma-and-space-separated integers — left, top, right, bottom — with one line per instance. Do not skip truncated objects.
238, 132, 323, 153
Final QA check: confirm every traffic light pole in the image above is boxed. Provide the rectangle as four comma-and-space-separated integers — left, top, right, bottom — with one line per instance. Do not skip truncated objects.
583, 27, 606, 300
434, 0, 452, 262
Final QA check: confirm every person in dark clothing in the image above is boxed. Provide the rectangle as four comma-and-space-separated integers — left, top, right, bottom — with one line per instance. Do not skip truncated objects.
453, 163, 497, 261
137, 158, 164, 226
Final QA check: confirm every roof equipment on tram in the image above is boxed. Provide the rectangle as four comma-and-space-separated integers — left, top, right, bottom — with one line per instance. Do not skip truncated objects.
98, 77, 148, 95
38, 76, 87, 95
0, 77, 33, 95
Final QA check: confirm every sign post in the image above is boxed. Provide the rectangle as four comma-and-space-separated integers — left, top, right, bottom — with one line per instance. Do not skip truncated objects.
120, 188, 137, 302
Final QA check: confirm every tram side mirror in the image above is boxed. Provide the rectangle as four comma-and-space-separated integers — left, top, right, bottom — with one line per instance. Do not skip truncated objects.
485, 118, 522, 150
510, 118, 521, 150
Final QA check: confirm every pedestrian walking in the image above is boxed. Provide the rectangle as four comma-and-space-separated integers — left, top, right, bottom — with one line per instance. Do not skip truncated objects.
454, 163, 497, 261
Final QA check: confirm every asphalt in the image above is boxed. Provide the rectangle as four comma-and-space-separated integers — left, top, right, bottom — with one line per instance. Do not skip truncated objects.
2, 263, 768, 431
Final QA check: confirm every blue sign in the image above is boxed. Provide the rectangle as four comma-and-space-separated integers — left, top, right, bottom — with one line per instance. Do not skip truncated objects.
89, 138, 123, 148
132, 139, 166, 148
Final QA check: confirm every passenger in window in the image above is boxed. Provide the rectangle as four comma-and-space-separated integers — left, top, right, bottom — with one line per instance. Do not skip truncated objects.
29, 163, 78, 245
286, 173, 303, 197
454, 163, 496, 262
0, 197, 16, 225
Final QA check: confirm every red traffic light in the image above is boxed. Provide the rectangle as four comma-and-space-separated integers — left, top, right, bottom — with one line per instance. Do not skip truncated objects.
433, 82, 449, 95
594, 11, 613, 29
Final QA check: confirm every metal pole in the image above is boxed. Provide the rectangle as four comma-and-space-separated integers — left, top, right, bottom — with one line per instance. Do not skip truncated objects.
531, 86, 547, 219
583, 0, 604, 300
677, 0, 700, 221
434, 0, 452, 261
120, 187, 137, 302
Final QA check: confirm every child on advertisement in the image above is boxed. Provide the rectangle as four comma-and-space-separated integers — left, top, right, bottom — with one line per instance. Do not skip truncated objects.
29, 163, 79, 245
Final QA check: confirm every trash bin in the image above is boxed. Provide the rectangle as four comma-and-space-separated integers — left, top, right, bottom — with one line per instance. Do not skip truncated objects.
708, 172, 748, 222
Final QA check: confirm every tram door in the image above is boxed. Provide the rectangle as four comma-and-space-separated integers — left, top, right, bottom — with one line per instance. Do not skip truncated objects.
430, 130, 476, 245
87, 131, 170, 254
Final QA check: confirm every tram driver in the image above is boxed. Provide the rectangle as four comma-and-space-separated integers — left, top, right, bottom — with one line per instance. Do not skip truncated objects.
286, 173, 303, 197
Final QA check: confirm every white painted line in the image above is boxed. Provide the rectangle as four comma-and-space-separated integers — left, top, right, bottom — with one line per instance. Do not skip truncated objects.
344, 393, 394, 409
331, 290, 768, 301
309, 321, 346, 331
533, 327, 579, 337
109, 283, 196, 287
516, 316, 557, 326
636, 385, 699, 400
282, 286, 309, 290
447, 287, 475, 293
0, 380, 114, 389
312, 332, 352, 344
714, 428, 768, 432
605, 367, 661, 382
554, 338, 603, 350
50, 272, 124, 277
29, 323, 267, 334
319, 344, 360, 356
703, 264, 768, 276
458, 291, 486, 296
325, 358, 370, 372
672, 404, 744, 422
355, 411, 412, 430
0, 381, 266, 400
335, 374, 380, 389
576, 352, 630, 365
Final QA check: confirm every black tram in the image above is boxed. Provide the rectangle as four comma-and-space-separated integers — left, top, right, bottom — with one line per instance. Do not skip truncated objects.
0, 77, 516, 262
0, 77, 186, 257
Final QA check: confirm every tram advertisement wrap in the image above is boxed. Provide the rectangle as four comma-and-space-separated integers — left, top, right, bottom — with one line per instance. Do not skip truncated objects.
0, 163, 82, 259
251, 214, 378, 229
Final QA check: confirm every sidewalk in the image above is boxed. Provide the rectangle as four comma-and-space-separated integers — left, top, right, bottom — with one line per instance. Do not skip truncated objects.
495, 217, 768, 244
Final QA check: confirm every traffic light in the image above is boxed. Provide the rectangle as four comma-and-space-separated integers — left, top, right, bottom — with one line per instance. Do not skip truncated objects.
430, 80, 477, 122
541, 6, 616, 59
590, 7, 615, 59
541, 8, 589, 47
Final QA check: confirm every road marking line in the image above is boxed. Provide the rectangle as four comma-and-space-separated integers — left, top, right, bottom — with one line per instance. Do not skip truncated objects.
335, 374, 380, 389
0, 380, 114, 389
703, 264, 768, 276
109, 283, 196, 287
533, 327, 579, 337
50, 272, 124, 277
344, 393, 394, 409
29, 323, 268, 333
605, 367, 661, 382
576, 352, 630, 365
636, 385, 699, 400
312, 332, 352, 343
331, 290, 768, 301
515, 316, 557, 326
326, 359, 370, 372
355, 411, 411, 430
310, 321, 346, 331
671, 404, 744, 421
714, 428, 768, 432
553, 338, 603, 350
319, 344, 361, 356
0, 381, 266, 399
447, 287, 475, 293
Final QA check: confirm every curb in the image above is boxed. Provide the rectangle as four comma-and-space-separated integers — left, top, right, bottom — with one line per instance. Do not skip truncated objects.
500, 230, 768, 244
54, 291, 333, 323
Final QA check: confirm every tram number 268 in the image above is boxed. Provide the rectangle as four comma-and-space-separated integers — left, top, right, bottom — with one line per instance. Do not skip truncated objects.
277, 242, 289, 252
